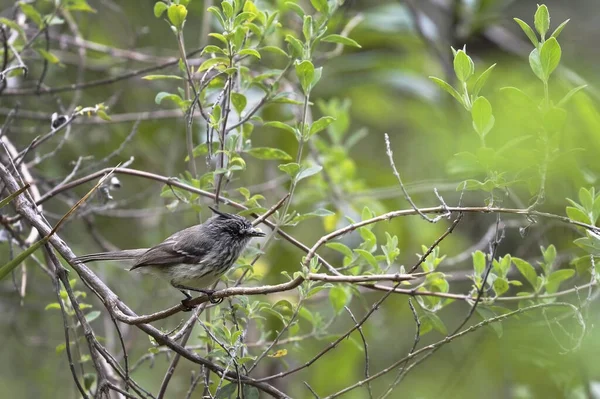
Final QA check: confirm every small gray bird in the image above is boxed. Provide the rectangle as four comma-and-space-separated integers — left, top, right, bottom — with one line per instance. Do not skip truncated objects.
74, 207, 265, 305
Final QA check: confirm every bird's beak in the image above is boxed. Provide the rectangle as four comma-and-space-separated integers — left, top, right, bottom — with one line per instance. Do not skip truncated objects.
249, 227, 266, 237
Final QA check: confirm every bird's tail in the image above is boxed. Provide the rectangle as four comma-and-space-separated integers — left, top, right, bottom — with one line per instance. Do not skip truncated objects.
73, 249, 148, 263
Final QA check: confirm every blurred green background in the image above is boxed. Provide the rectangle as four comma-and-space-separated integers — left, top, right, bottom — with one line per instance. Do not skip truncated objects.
2, 0, 600, 398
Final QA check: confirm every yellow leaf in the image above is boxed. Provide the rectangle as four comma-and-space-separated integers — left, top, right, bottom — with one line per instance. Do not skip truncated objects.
268, 349, 288, 358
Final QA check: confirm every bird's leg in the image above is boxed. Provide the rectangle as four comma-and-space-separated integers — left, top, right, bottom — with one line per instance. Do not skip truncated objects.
173, 284, 223, 305
177, 288, 196, 311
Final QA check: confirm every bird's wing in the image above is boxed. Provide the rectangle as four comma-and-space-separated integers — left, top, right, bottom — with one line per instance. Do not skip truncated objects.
130, 225, 212, 269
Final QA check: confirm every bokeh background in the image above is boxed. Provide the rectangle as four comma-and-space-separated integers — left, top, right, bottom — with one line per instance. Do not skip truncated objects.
2, 0, 600, 397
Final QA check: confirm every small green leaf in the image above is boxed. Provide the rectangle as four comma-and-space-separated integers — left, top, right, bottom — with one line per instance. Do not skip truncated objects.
326, 242, 353, 258
265, 121, 297, 136
329, 285, 350, 314
285, 1, 305, 17
539, 37, 561, 80
56, 343, 67, 354
308, 116, 335, 138
18, 2, 43, 27
322, 34, 361, 48
528, 48, 544, 81
231, 92, 247, 115
354, 249, 379, 270
493, 277, 509, 296
45, 303, 62, 311
37, 49, 60, 64
285, 34, 304, 58
514, 18, 539, 47
429, 77, 463, 106
85, 310, 101, 323
534, 4, 550, 39
512, 258, 538, 289
566, 206, 591, 224
310, 0, 328, 13
221, 0, 234, 18
260, 46, 289, 57
296, 165, 322, 182
453, 50, 474, 83
295, 60, 315, 95
167, 4, 187, 30
246, 147, 292, 161
142, 74, 183, 80
551, 19, 570, 39
472, 251, 486, 276
557, 85, 586, 107
154, 1, 168, 18
472, 64, 496, 97
546, 269, 575, 294
239, 48, 261, 59
155, 92, 184, 107
278, 163, 300, 178
471, 96, 494, 138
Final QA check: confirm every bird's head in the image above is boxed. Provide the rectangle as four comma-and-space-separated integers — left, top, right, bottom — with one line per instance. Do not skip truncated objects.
208, 206, 266, 238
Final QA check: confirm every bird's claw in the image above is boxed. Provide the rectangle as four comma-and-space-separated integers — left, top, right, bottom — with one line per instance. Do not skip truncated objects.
181, 299, 196, 311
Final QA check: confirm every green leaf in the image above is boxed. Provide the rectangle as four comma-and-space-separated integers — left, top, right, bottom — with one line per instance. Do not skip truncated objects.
37, 49, 60, 64
471, 96, 494, 138
421, 312, 447, 335
198, 56, 229, 71
546, 269, 575, 294
285, 1, 305, 18
295, 60, 315, 95
260, 46, 289, 57
534, 4, 550, 39
472, 251, 486, 276
246, 147, 292, 161
239, 48, 261, 59
285, 34, 304, 58
539, 37, 561, 80
329, 285, 350, 314
512, 258, 538, 289
326, 242, 353, 258
566, 206, 591, 224
142, 74, 183, 80
231, 92, 247, 115
56, 342, 67, 354
493, 277, 509, 296
429, 77, 463, 106
18, 2, 43, 27
167, 4, 187, 30
278, 163, 300, 178
321, 34, 361, 48
308, 116, 335, 138
154, 1, 168, 18
542, 244, 557, 267
453, 50, 474, 83
514, 18, 539, 47
155, 92, 184, 107
85, 311, 101, 323
528, 48, 544, 81
0, 237, 47, 281
221, 0, 234, 18
0, 184, 29, 209
64, 0, 96, 12
557, 85, 586, 107
296, 165, 322, 182
472, 64, 496, 98
310, 0, 328, 13
45, 303, 62, 311
551, 19, 570, 39
475, 306, 503, 337
354, 249, 379, 270
265, 121, 298, 138
302, 15, 313, 42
